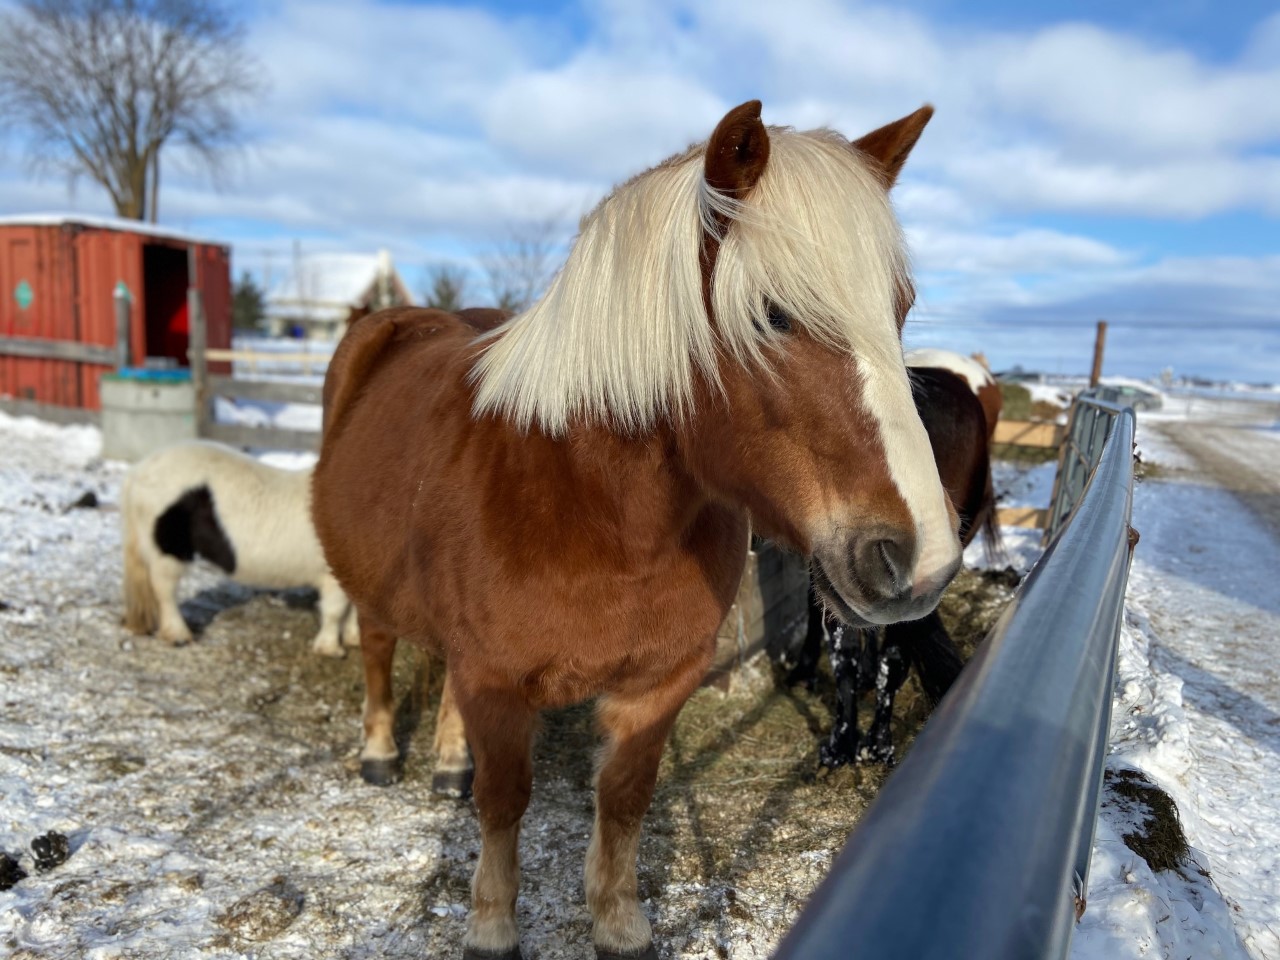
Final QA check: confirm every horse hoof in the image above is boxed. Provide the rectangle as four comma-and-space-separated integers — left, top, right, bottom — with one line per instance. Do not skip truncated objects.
856, 744, 895, 767
432, 768, 474, 799
461, 948, 522, 960
818, 743, 853, 771
596, 945, 659, 960
360, 758, 402, 786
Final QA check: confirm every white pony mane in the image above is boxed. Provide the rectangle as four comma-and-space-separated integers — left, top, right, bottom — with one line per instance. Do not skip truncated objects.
470, 126, 909, 435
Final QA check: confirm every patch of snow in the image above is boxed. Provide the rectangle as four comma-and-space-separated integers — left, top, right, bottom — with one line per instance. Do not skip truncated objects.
0, 412, 102, 468
1023, 381, 1075, 409
0, 212, 224, 246
993, 460, 1058, 510
213, 395, 322, 434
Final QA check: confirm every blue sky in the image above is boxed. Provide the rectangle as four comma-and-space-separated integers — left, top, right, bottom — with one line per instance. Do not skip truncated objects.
2, 0, 1278, 381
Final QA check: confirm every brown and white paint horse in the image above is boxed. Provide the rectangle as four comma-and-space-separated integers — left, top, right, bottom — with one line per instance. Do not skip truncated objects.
312, 101, 959, 960
904, 347, 1003, 438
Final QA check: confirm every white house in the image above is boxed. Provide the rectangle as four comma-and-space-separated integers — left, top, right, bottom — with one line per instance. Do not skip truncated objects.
265, 249, 414, 340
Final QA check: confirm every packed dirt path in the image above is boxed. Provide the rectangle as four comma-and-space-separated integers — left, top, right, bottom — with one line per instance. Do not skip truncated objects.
1151, 417, 1280, 539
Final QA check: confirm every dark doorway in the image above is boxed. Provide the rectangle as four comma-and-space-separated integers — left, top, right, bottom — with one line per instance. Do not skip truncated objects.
143, 244, 190, 365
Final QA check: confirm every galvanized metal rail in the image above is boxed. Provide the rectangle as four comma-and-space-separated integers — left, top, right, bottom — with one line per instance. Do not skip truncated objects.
774, 395, 1137, 960
1045, 392, 1130, 542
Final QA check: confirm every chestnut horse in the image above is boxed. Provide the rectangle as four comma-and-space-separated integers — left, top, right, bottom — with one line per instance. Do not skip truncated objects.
312, 101, 960, 960
788, 363, 1001, 766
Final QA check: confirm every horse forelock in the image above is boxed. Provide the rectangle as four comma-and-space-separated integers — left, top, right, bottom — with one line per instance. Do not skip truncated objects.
469, 125, 910, 436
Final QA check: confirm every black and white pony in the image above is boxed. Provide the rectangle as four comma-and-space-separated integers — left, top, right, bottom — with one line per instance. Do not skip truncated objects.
788, 362, 1002, 766
121, 441, 358, 656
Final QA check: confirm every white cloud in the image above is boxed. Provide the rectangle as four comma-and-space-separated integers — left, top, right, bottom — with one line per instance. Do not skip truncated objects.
481, 57, 728, 178
945, 147, 1280, 218
0, 0, 1275, 375
985, 23, 1280, 158
909, 226, 1131, 275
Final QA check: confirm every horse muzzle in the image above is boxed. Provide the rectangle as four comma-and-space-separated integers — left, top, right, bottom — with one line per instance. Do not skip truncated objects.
811, 527, 961, 626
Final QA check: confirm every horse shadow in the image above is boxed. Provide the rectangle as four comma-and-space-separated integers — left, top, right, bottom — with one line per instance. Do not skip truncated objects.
177, 583, 319, 637
1154, 646, 1280, 752
643, 669, 841, 950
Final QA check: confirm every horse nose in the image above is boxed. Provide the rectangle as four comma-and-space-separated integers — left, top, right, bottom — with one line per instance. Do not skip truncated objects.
852, 531, 915, 602
911, 554, 962, 601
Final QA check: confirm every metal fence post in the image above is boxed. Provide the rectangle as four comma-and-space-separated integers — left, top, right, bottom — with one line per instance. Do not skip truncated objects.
113, 281, 132, 369
188, 284, 208, 439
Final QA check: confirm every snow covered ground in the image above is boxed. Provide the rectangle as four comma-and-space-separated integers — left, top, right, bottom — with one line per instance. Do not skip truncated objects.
3, 388, 1279, 959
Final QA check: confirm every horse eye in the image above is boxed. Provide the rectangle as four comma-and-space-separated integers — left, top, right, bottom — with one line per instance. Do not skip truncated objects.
765, 303, 791, 333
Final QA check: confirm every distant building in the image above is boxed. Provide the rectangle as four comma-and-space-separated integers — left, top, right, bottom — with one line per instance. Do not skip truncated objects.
265, 249, 413, 340
0, 213, 232, 411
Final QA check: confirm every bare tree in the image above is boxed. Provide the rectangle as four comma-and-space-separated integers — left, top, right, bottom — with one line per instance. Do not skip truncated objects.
422, 264, 469, 313
481, 218, 564, 313
0, 0, 263, 221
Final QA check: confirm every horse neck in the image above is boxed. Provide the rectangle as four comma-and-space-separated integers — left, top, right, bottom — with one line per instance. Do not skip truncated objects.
503, 420, 721, 562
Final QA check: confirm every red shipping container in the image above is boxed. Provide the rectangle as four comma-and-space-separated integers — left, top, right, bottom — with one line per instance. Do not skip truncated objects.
0, 214, 232, 410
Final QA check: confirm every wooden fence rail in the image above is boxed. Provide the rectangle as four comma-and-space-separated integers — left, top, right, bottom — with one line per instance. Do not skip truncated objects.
0, 335, 117, 366
189, 302, 324, 452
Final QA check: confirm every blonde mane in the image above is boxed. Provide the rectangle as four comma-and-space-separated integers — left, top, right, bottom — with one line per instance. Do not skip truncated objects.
470, 127, 909, 435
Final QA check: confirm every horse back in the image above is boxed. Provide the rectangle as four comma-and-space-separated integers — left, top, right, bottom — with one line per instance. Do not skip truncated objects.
323, 307, 479, 436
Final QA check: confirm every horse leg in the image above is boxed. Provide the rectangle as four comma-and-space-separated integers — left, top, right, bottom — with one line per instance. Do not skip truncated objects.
857, 623, 880, 695
358, 617, 401, 785
311, 574, 347, 658
785, 583, 826, 688
863, 623, 911, 765
340, 604, 361, 648
587, 656, 705, 960
454, 687, 536, 960
818, 621, 866, 769
431, 666, 473, 798
904, 610, 964, 707
150, 555, 193, 646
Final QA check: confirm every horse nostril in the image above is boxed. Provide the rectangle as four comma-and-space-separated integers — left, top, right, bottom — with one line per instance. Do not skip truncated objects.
876, 538, 912, 594
853, 533, 915, 601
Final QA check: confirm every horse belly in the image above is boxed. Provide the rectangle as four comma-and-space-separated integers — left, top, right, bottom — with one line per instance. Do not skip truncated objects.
447, 541, 744, 710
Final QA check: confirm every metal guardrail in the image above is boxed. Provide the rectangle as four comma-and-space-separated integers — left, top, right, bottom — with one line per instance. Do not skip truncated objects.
775, 394, 1137, 960
1045, 392, 1128, 542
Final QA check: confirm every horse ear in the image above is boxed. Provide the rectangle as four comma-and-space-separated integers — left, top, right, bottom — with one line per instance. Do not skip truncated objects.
850, 105, 933, 188
705, 100, 770, 197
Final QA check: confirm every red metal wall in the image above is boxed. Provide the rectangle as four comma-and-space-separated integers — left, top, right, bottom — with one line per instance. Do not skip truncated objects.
0, 219, 231, 410
1, 224, 80, 406
76, 227, 145, 409
197, 243, 233, 377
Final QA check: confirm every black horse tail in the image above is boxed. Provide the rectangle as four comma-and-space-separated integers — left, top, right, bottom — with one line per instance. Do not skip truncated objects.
975, 462, 1005, 566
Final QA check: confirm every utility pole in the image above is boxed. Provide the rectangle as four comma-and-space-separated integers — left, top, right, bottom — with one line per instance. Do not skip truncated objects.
1089, 320, 1107, 387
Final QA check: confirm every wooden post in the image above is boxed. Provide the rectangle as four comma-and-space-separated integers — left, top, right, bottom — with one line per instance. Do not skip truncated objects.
113, 282, 132, 369
1089, 320, 1107, 387
187, 285, 209, 438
